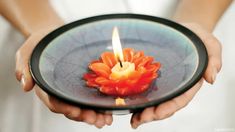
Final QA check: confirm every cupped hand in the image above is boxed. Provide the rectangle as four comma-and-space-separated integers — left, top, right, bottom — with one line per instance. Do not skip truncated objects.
130, 23, 222, 129
15, 28, 113, 128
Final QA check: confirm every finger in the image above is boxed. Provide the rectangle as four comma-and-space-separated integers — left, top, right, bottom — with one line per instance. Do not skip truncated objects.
183, 23, 222, 84
35, 85, 98, 125
66, 109, 98, 125
133, 107, 155, 128
154, 79, 204, 120
139, 107, 155, 123
15, 31, 50, 91
197, 31, 222, 84
34, 86, 80, 116
15, 48, 34, 92
15, 41, 37, 91
21, 68, 34, 92
131, 79, 203, 129
202, 37, 222, 84
15, 62, 22, 81
64, 108, 82, 121
80, 109, 97, 125
131, 112, 141, 129
104, 114, 113, 126
94, 113, 105, 128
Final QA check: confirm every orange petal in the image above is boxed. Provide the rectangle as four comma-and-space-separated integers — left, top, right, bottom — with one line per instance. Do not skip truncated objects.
145, 63, 161, 73
90, 59, 102, 65
133, 56, 145, 66
145, 65, 158, 73
115, 86, 130, 96
139, 84, 149, 92
128, 71, 141, 80
89, 63, 111, 78
152, 62, 161, 69
138, 76, 155, 84
126, 79, 139, 86
137, 56, 154, 68
133, 51, 144, 61
95, 77, 113, 85
83, 73, 97, 80
123, 48, 134, 62
136, 66, 147, 74
142, 71, 158, 80
86, 80, 99, 87
99, 86, 116, 95
101, 52, 117, 68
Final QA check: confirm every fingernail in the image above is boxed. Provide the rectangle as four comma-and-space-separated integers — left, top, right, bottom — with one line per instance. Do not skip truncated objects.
85, 118, 96, 125
96, 126, 103, 129
21, 76, 26, 90
69, 110, 80, 118
105, 118, 112, 126
211, 68, 217, 84
132, 124, 137, 129
132, 123, 140, 129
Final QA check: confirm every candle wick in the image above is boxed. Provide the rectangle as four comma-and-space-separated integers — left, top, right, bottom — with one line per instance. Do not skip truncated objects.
119, 61, 123, 67
117, 57, 123, 67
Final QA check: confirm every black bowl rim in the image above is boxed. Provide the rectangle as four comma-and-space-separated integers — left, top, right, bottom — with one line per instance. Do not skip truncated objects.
30, 13, 208, 111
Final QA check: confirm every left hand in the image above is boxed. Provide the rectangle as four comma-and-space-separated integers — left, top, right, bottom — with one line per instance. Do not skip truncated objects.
15, 28, 113, 128
130, 23, 222, 129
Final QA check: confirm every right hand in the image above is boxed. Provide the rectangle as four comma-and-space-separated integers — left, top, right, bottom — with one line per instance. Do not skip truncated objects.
130, 23, 222, 128
15, 28, 113, 128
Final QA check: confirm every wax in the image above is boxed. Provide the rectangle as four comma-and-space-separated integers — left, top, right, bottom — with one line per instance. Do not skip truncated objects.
83, 48, 161, 96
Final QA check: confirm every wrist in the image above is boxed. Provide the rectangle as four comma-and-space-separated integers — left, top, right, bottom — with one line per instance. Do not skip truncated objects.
0, 0, 65, 38
172, 17, 214, 33
172, 0, 232, 33
23, 19, 64, 38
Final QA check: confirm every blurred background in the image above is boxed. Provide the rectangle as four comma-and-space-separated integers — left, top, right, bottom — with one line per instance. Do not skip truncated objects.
0, 0, 234, 132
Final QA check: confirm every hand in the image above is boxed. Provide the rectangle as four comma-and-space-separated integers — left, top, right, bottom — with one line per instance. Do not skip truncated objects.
130, 23, 222, 129
15, 28, 113, 128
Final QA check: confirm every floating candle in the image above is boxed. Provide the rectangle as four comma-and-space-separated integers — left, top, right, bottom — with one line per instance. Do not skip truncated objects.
83, 27, 161, 96
111, 27, 136, 79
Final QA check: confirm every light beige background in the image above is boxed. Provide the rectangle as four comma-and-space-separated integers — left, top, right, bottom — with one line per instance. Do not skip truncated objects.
0, 0, 234, 132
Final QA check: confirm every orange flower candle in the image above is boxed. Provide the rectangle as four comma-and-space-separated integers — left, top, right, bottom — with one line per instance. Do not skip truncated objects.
83, 27, 161, 96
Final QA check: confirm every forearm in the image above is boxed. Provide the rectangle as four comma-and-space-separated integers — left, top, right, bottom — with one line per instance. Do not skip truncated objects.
173, 0, 232, 32
0, 0, 64, 37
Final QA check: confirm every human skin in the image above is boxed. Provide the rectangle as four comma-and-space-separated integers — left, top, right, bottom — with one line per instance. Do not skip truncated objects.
130, 0, 232, 129
0, 0, 112, 128
0, 0, 232, 129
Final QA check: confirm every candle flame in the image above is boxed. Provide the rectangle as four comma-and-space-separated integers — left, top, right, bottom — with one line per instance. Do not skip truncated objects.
115, 97, 126, 105
112, 27, 124, 62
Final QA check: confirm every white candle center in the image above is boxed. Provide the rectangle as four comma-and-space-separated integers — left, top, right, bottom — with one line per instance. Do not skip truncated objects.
111, 62, 135, 77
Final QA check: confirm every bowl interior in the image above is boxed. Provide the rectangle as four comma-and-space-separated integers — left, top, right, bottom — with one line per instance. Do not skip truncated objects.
32, 16, 205, 110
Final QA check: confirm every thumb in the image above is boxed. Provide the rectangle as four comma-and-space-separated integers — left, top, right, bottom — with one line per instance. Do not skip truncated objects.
15, 28, 62, 91
15, 33, 43, 91
15, 45, 35, 92
20, 67, 34, 92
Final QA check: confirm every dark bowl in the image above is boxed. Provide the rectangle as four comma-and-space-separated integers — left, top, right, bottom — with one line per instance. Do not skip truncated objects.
30, 14, 208, 114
